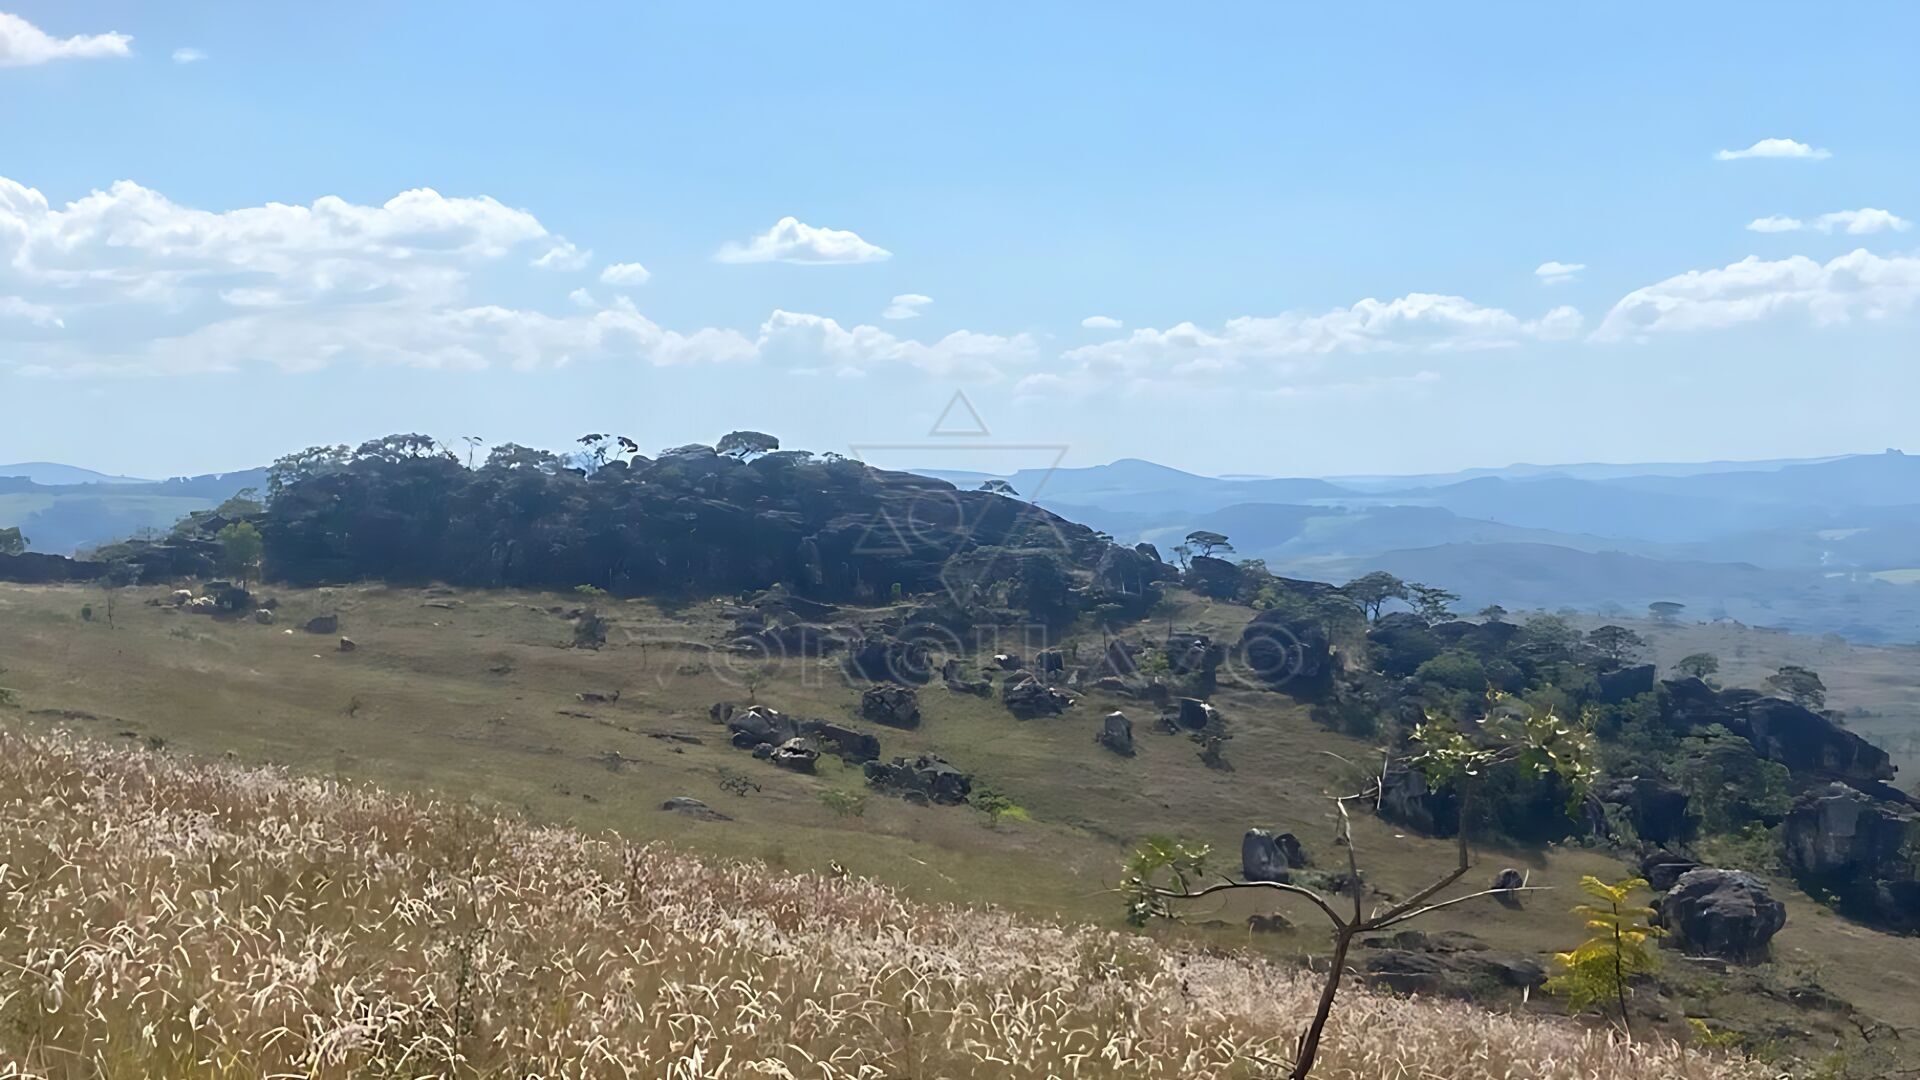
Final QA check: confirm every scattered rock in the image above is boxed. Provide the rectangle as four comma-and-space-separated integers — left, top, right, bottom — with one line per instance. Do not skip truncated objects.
303, 614, 340, 635
1002, 674, 1073, 718
337, 637, 358, 653
661, 797, 731, 821
940, 657, 991, 696
865, 754, 973, 805
1173, 697, 1219, 732
860, 684, 922, 729
1097, 710, 1135, 756
808, 721, 881, 764
768, 738, 819, 773
576, 690, 622, 705
1246, 913, 1292, 933
1657, 868, 1786, 962
252, 609, 275, 625
844, 635, 932, 683
1036, 649, 1065, 674
1492, 868, 1525, 910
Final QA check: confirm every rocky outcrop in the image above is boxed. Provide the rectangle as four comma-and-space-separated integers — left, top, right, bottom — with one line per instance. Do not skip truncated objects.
1595, 664, 1656, 705
1173, 697, 1220, 732
1663, 678, 1895, 787
1097, 711, 1135, 756
1184, 555, 1242, 599
661, 797, 731, 821
1601, 776, 1696, 846
1003, 674, 1073, 718
864, 754, 972, 805
1656, 868, 1786, 962
860, 684, 922, 729
939, 658, 991, 696
1781, 782, 1920, 931
1641, 850, 1704, 892
303, 614, 340, 635
1378, 765, 1461, 837
1358, 931, 1546, 999
808, 722, 882, 764
843, 635, 933, 684
767, 738, 818, 773
1239, 608, 1334, 695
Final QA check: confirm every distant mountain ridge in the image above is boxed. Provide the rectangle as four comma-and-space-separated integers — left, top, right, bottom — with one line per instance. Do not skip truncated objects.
0, 462, 153, 486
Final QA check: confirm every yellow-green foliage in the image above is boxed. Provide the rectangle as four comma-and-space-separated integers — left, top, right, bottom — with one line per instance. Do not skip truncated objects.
1547, 875, 1664, 1025
0, 728, 1763, 1079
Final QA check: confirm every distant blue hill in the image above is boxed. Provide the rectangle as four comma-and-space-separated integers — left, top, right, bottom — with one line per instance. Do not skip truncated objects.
0, 462, 153, 485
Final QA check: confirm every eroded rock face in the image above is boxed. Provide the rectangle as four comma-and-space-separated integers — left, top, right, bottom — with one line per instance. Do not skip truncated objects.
864, 754, 972, 805
1097, 711, 1135, 756
860, 684, 922, 729
1239, 608, 1334, 695
1657, 868, 1786, 962
1780, 783, 1920, 931
1602, 776, 1696, 846
1663, 678, 1894, 786
1378, 765, 1460, 837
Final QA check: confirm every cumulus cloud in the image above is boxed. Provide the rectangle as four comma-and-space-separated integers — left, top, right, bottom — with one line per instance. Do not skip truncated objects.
715, 216, 891, 265
1081, 315, 1123, 329
531, 240, 590, 271
1594, 249, 1920, 341
1745, 209, 1910, 235
0, 296, 62, 328
882, 293, 931, 320
568, 288, 597, 309
171, 47, 206, 64
1715, 138, 1830, 161
1032, 293, 1580, 398
756, 310, 1035, 379
0, 11, 130, 66
599, 261, 652, 286
1535, 261, 1586, 284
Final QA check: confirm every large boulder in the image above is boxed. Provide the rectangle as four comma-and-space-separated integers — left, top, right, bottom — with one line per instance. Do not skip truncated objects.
1097, 710, 1135, 756
1241, 829, 1291, 883
1239, 609, 1335, 695
1657, 868, 1786, 962
302, 613, 339, 635
1184, 555, 1242, 599
1601, 776, 1696, 845
1378, 765, 1460, 837
807, 721, 882, 764
864, 755, 973, 805
1173, 697, 1220, 732
1002, 674, 1073, 718
939, 657, 991, 696
860, 684, 922, 729
843, 635, 932, 684
1640, 850, 1704, 892
1782, 782, 1915, 880
768, 738, 819, 773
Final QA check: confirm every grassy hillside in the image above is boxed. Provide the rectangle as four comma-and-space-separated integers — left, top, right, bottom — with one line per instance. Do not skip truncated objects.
0, 724, 1761, 1079
3, 582, 1918, 1072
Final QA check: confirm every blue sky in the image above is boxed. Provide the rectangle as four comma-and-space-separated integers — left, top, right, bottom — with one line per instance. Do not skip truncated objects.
2, 2, 1917, 478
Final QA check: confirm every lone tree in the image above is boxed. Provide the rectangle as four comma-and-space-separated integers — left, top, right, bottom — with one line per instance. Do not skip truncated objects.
716, 430, 780, 460
1342, 570, 1408, 623
1123, 694, 1595, 1079
1545, 876, 1662, 1036
977, 479, 1019, 496
1408, 582, 1459, 625
1767, 665, 1827, 710
1478, 604, 1508, 624
1647, 601, 1686, 624
0, 526, 26, 556
1586, 624, 1646, 664
1675, 652, 1720, 681
1184, 530, 1233, 558
216, 521, 264, 585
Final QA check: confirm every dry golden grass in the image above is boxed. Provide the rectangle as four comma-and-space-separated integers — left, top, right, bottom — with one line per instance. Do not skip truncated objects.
0, 728, 1762, 1080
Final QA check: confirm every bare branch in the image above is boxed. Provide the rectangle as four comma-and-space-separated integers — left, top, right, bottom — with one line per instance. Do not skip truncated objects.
1150, 878, 1345, 928
1373, 885, 1556, 929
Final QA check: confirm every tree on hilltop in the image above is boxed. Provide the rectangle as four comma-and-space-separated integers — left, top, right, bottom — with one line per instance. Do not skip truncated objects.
1184, 530, 1233, 558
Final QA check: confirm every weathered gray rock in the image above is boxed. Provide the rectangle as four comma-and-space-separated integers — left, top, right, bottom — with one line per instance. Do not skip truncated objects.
940, 657, 991, 696
337, 636, 358, 652
1492, 867, 1525, 909
1241, 829, 1291, 883
1097, 710, 1135, 756
807, 721, 881, 764
1657, 868, 1786, 962
1174, 697, 1219, 731
864, 754, 973, 805
661, 797, 731, 821
1602, 776, 1696, 845
1378, 765, 1460, 837
303, 614, 339, 634
1003, 674, 1073, 718
768, 737, 819, 773
1782, 782, 1915, 881
253, 608, 275, 625
860, 683, 922, 729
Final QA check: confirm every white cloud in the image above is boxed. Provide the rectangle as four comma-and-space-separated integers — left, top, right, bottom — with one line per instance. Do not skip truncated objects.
882, 293, 932, 320
1594, 249, 1920, 341
1745, 209, 1910, 236
757, 310, 1034, 379
1081, 315, 1123, 329
715, 216, 891, 265
1814, 208, 1911, 235
171, 47, 206, 65
1715, 138, 1830, 161
531, 239, 590, 271
0, 11, 131, 66
1535, 261, 1586, 284
0, 296, 62, 328
568, 288, 597, 309
599, 261, 652, 286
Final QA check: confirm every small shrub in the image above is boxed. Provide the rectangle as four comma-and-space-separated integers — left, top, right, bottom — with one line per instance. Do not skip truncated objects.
819, 788, 869, 818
